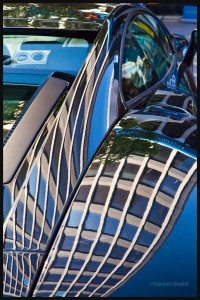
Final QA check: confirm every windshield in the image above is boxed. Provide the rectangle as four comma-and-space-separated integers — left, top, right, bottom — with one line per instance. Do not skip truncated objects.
3, 34, 93, 85
3, 32, 94, 138
3, 84, 38, 137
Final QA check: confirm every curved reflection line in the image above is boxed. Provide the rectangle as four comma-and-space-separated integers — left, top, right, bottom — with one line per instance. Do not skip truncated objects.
14, 253, 19, 293
11, 181, 16, 250
49, 163, 105, 296
20, 253, 25, 295
27, 254, 31, 291
4, 115, 59, 249
65, 33, 108, 203
76, 156, 149, 296
50, 104, 74, 229
106, 68, 114, 127
49, 31, 109, 225
37, 116, 61, 246
22, 185, 28, 249
79, 38, 111, 171
22, 128, 45, 250
3, 114, 59, 235
61, 158, 127, 296
29, 159, 41, 250
10, 254, 14, 293
3, 185, 19, 241
3, 254, 9, 293
89, 149, 177, 296
33, 197, 74, 293
103, 160, 197, 297
26, 126, 45, 180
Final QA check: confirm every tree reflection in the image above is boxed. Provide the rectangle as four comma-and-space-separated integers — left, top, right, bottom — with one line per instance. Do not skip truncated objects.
96, 116, 160, 164
3, 3, 115, 28
97, 135, 160, 164
118, 117, 161, 131
3, 100, 27, 137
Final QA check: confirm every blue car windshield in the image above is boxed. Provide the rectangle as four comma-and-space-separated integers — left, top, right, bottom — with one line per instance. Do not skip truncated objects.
3, 34, 92, 85
3, 34, 92, 138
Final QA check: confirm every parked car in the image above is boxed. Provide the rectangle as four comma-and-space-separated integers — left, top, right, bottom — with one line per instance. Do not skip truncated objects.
3, 3, 197, 297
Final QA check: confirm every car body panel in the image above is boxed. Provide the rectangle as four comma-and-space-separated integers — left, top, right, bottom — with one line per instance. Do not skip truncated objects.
111, 184, 197, 297
3, 101, 196, 296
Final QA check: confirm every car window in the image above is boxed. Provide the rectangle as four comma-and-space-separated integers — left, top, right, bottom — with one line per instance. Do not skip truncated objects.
3, 34, 93, 138
3, 34, 92, 85
122, 13, 173, 101
3, 84, 38, 137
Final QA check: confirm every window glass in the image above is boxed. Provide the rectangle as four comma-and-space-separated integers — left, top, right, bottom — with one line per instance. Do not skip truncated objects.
110, 244, 127, 259
171, 152, 195, 173
115, 265, 131, 275
119, 223, 138, 241
3, 34, 93, 138
69, 259, 85, 271
102, 216, 119, 235
159, 175, 181, 197
136, 229, 155, 246
126, 249, 143, 263
83, 212, 101, 231
76, 237, 93, 253
127, 194, 148, 218
60, 235, 75, 251
93, 241, 110, 256
3, 84, 38, 137
3, 35, 92, 81
67, 209, 83, 228
147, 202, 169, 226
85, 260, 101, 272
100, 262, 115, 273
52, 256, 68, 268
122, 13, 173, 101
140, 167, 161, 188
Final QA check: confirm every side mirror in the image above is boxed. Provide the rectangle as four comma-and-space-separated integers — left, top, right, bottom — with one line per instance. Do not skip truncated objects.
177, 29, 197, 95
180, 29, 197, 69
193, 29, 197, 47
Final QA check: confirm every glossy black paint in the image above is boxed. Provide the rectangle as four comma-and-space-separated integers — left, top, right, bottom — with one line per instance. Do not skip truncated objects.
28, 93, 196, 296
3, 3, 197, 297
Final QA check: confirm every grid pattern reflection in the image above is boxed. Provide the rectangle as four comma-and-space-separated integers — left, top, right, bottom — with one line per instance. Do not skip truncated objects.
3, 29, 109, 252
33, 144, 196, 297
3, 252, 43, 297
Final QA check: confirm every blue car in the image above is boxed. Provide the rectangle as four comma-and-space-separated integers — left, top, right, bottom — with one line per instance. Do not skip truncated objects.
3, 3, 197, 297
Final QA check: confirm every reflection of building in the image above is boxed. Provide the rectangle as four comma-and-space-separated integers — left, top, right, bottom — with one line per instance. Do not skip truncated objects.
3, 252, 42, 296
3, 83, 197, 296
31, 144, 195, 297
154, 90, 196, 114
4, 137, 195, 297
121, 90, 197, 148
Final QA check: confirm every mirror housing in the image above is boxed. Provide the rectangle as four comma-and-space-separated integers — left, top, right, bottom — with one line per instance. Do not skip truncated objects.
179, 29, 197, 69
177, 29, 197, 94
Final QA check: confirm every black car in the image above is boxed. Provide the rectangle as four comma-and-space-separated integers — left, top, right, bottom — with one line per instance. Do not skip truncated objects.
3, 3, 197, 297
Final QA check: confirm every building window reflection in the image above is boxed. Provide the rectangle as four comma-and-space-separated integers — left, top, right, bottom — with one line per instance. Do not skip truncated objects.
3, 134, 196, 297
